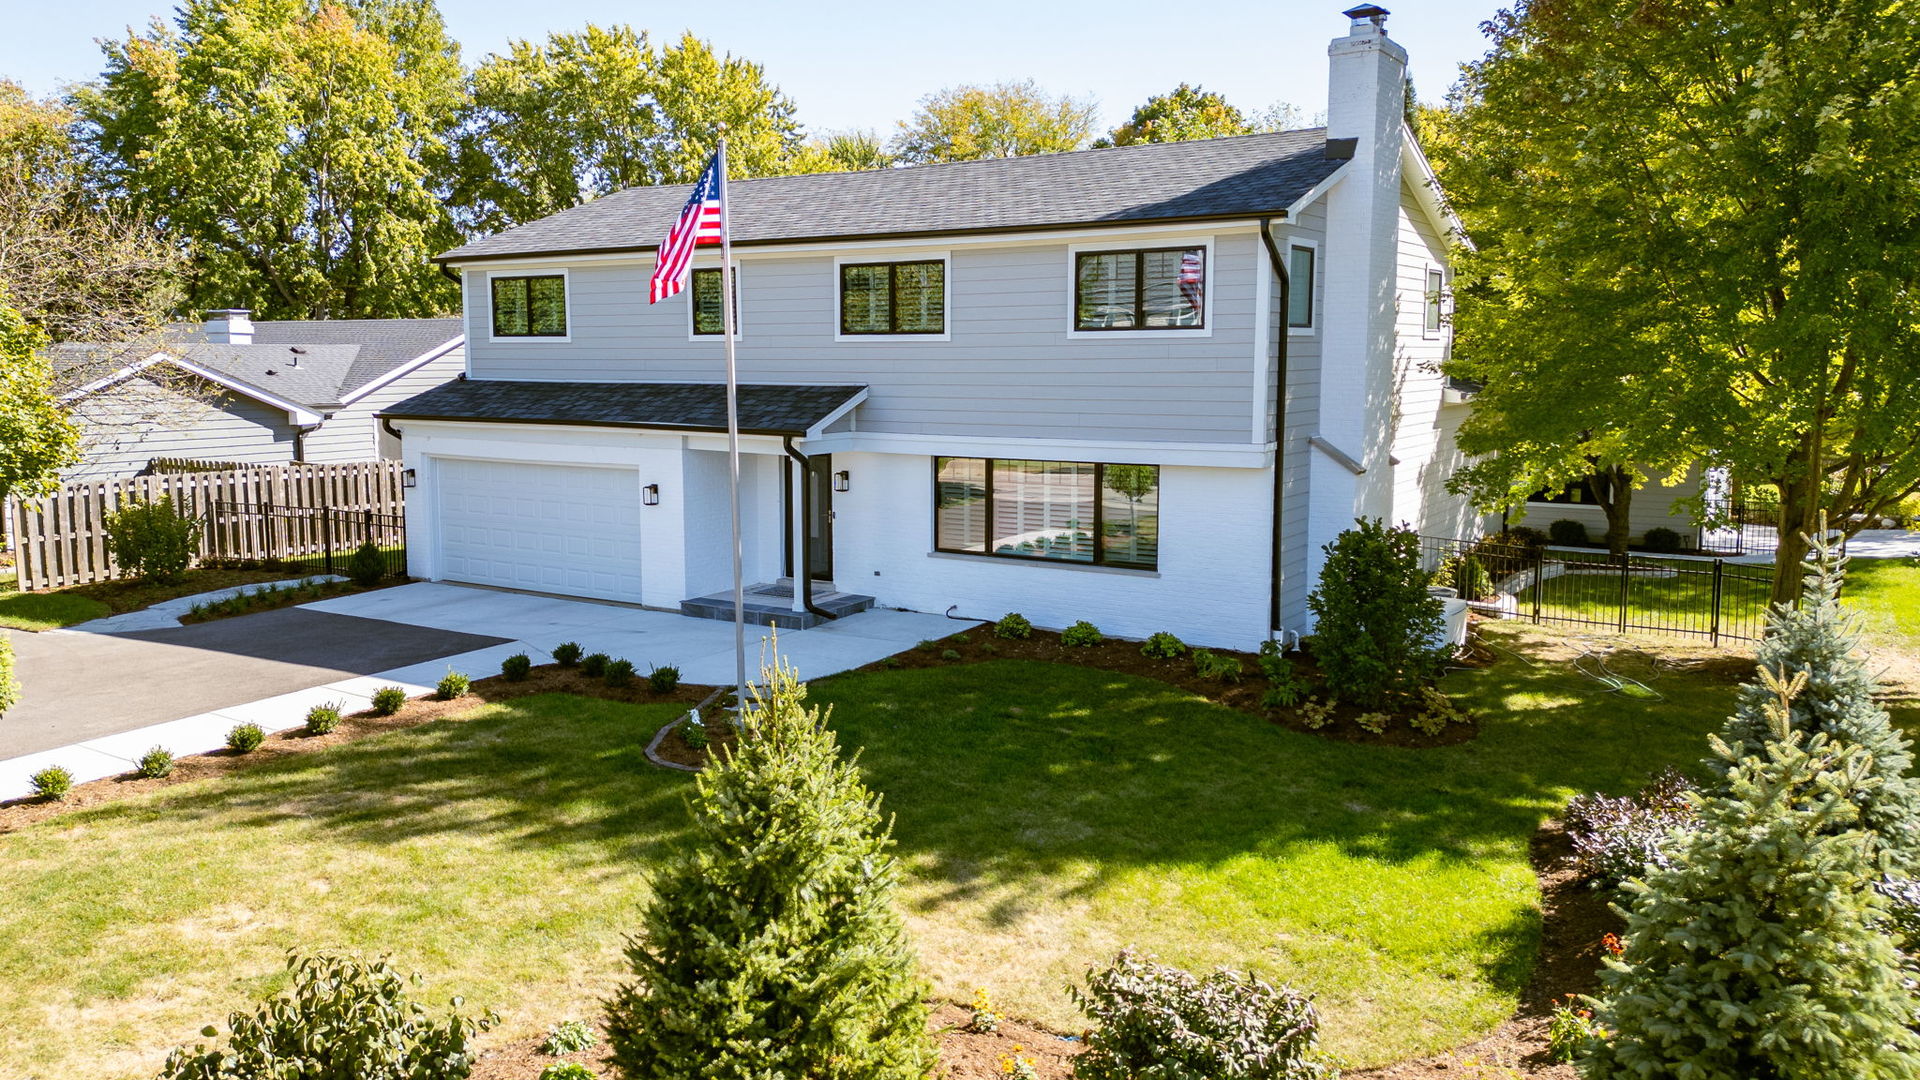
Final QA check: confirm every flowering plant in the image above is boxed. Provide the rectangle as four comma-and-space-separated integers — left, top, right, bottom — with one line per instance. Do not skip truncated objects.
969, 987, 1001, 1033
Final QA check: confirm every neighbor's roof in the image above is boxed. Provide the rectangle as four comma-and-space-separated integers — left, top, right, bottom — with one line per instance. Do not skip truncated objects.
438, 129, 1343, 263
382, 380, 868, 437
60, 317, 462, 410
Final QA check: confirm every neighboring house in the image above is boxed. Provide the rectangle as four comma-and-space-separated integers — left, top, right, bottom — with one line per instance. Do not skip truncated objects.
57, 313, 464, 481
383, 6, 1471, 647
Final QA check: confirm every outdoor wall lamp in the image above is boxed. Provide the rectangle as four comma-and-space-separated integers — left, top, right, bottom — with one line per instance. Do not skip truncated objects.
642, 483, 660, 506
832, 470, 850, 493
401, 468, 417, 489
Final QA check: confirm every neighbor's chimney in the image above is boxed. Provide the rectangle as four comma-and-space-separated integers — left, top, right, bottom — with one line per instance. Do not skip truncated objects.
203, 308, 254, 345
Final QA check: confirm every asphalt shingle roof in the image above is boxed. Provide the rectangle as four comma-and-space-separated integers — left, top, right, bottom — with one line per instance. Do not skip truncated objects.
381, 380, 867, 436
438, 129, 1341, 262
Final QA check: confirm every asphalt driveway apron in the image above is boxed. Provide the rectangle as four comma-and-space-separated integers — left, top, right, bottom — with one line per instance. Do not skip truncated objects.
1, 608, 509, 759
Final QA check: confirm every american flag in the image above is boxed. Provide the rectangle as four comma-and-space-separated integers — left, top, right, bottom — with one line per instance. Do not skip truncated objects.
648, 152, 726, 304
1178, 249, 1205, 315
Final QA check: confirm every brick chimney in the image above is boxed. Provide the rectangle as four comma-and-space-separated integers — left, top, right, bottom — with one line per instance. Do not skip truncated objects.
202, 309, 254, 345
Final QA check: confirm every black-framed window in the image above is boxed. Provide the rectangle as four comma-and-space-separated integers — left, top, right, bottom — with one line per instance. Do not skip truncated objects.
934, 457, 1159, 570
1530, 479, 1597, 505
1074, 247, 1205, 330
1288, 245, 1315, 328
691, 267, 739, 336
490, 274, 567, 337
840, 259, 944, 334
1424, 267, 1445, 334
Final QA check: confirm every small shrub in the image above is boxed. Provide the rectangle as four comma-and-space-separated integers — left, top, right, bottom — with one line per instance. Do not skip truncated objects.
157, 951, 494, 1080
227, 722, 266, 753
648, 665, 680, 694
1069, 948, 1332, 1080
994, 612, 1033, 639
1306, 519, 1446, 709
540, 1065, 597, 1080
580, 652, 610, 678
915, 638, 939, 652
304, 702, 342, 735
953, 632, 972, 644
681, 719, 709, 750
1548, 518, 1590, 546
370, 686, 407, 716
603, 659, 635, 688
137, 745, 175, 779
968, 987, 1001, 1034
1061, 620, 1103, 647
346, 541, 387, 586
1258, 643, 1312, 707
540, 1018, 597, 1055
940, 648, 962, 661
552, 641, 584, 668
30, 764, 72, 800
1564, 767, 1698, 885
1296, 698, 1336, 729
1140, 631, 1188, 660
1547, 995, 1601, 1064
980, 641, 1000, 655
436, 670, 470, 700
1433, 552, 1494, 600
1191, 648, 1244, 682
501, 653, 532, 682
1354, 712, 1390, 735
1409, 685, 1466, 736
1001, 1051, 1041, 1080
104, 495, 201, 582
1642, 526, 1683, 552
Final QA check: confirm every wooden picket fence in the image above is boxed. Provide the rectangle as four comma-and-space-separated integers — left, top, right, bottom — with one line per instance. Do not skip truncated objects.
7, 460, 407, 591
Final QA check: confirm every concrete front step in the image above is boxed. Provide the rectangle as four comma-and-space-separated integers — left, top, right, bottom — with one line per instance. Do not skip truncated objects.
679, 583, 876, 630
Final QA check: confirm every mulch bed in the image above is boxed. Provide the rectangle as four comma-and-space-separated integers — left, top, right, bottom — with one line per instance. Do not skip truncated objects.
176, 578, 382, 623
468, 1002, 1085, 1080
0, 660, 717, 834
841, 624, 1484, 748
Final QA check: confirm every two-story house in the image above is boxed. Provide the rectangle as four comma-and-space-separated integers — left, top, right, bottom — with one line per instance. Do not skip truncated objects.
382, 6, 1475, 648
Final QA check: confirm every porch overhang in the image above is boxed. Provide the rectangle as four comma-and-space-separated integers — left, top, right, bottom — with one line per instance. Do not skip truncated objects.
380, 379, 868, 439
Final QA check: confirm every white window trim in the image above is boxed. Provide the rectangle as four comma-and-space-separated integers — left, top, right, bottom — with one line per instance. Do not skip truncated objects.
1286, 238, 1320, 338
485, 267, 572, 344
1423, 263, 1448, 340
1065, 236, 1215, 340
832, 251, 952, 343
686, 261, 744, 342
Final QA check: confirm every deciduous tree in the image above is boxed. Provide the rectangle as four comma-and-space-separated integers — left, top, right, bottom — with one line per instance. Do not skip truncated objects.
891, 79, 1096, 163
1433, 0, 1920, 600
0, 289, 81, 502
1095, 84, 1251, 147
79, 0, 466, 319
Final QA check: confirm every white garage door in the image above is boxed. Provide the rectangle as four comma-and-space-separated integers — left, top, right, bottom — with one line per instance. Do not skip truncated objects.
436, 458, 644, 603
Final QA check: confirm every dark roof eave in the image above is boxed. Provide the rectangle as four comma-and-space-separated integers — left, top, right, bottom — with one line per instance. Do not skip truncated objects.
435, 208, 1295, 265
379, 411, 815, 437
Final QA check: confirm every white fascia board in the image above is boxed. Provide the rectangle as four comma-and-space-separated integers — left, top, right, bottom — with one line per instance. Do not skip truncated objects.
58, 350, 324, 426
800, 429, 1275, 469
1401, 129, 1471, 249
1284, 164, 1350, 219
802, 387, 869, 439
338, 336, 465, 406
58, 352, 168, 402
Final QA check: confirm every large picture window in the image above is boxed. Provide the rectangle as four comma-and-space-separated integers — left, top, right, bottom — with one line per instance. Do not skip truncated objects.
1074, 247, 1205, 330
691, 267, 738, 335
490, 274, 567, 338
840, 259, 945, 334
934, 457, 1159, 570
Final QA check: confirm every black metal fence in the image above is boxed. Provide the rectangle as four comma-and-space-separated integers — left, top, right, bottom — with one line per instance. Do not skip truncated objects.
1697, 487, 1782, 557
1421, 534, 1775, 645
204, 501, 408, 580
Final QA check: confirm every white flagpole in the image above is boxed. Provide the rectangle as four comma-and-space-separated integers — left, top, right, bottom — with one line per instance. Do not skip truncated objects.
716, 136, 748, 715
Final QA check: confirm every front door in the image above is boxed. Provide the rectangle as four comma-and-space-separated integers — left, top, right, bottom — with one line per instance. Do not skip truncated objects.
806, 454, 834, 581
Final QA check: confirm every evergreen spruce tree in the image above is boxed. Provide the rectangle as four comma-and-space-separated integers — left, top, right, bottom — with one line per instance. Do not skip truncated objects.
1585, 669, 1920, 1079
1715, 527, 1920, 871
604, 660, 934, 1080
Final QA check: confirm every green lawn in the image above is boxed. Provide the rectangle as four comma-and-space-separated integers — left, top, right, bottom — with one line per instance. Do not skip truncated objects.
0, 567, 322, 631
0, 634, 1742, 1078
1845, 556, 1920, 654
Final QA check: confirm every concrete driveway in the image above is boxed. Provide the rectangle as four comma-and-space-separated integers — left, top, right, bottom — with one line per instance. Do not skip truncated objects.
3, 609, 509, 760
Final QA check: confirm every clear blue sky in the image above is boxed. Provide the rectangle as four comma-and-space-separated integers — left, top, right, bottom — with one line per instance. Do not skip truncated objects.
2, 0, 1504, 135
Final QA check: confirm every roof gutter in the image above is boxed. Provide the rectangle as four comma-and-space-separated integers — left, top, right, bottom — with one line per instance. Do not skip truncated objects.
780, 437, 839, 623
1258, 217, 1291, 639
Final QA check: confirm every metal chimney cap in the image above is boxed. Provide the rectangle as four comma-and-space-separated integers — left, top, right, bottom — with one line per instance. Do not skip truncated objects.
1343, 4, 1390, 19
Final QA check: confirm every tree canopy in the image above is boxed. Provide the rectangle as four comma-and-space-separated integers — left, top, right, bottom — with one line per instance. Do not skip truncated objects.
0, 288, 82, 502
1434, 0, 1920, 600
1095, 84, 1252, 147
79, 0, 466, 319
890, 79, 1097, 163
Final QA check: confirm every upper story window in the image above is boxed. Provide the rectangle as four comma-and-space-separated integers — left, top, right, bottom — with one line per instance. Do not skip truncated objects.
490, 274, 567, 338
1288, 245, 1316, 328
1074, 247, 1205, 331
934, 456, 1159, 571
691, 267, 739, 336
840, 259, 945, 335
1424, 267, 1446, 336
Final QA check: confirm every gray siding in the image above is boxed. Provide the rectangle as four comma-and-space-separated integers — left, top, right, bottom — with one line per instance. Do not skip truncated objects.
464, 233, 1264, 445
304, 344, 464, 462
1275, 205, 1327, 630
65, 377, 296, 481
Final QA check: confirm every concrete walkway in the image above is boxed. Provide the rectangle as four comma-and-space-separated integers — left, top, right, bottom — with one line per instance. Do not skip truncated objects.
1, 583, 972, 801
1724, 528, 1920, 565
